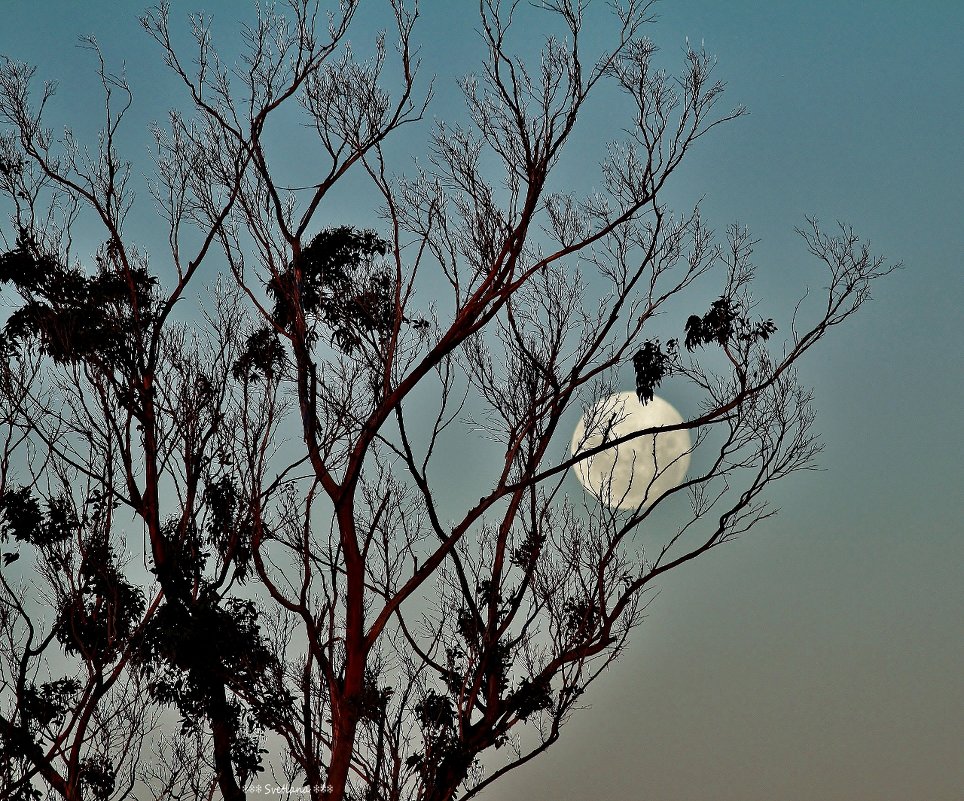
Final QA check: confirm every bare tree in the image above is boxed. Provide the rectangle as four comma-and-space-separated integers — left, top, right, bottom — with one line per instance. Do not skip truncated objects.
0, 2, 896, 801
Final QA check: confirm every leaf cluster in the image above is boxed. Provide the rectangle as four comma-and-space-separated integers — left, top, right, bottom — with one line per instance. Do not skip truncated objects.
684, 296, 776, 351
562, 597, 601, 645
139, 596, 275, 701
137, 592, 292, 773
512, 676, 553, 721
633, 296, 779, 403
202, 477, 254, 582
78, 757, 115, 801
21, 679, 82, 733
0, 487, 80, 548
408, 690, 466, 782
0, 680, 79, 797
348, 668, 394, 725
231, 326, 286, 383
509, 532, 543, 572
268, 226, 393, 354
0, 237, 157, 370
632, 338, 677, 404
55, 534, 146, 663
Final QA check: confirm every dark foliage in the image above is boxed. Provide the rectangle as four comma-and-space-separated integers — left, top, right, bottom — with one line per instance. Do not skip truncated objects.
0, 488, 77, 568
632, 338, 677, 404
510, 532, 543, 571
0, 330, 13, 363
78, 757, 116, 801
684, 296, 777, 352
42, 494, 79, 546
3, 781, 41, 801
231, 325, 286, 383
137, 592, 292, 778
0, 679, 80, 799
743, 317, 778, 344
0, 489, 77, 547
156, 516, 207, 597
55, 535, 146, 663
512, 676, 553, 721
456, 607, 483, 647
139, 595, 276, 702
562, 598, 600, 644
350, 669, 395, 724
20, 679, 82, 732
202, 477, 254, 582
0, 487, 43, 544
0, 150, 24, 180
408, 700, 475, 801
0, 236, 59, 289
268, 226, 393, 353
0, 237, 157, 370
416, 691, 455, 731
684, 296, 738, 351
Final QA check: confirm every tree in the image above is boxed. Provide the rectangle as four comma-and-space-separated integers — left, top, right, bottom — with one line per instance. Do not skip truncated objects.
0, 2, 896, 800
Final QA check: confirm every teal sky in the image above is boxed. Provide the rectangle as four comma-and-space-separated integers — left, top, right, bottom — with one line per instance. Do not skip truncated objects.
1, 1, 961, 799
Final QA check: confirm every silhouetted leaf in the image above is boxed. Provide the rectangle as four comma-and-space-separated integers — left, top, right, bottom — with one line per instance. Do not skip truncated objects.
21, 679, 81, 731
416, 691, 454, 730
684, 296, 738, 350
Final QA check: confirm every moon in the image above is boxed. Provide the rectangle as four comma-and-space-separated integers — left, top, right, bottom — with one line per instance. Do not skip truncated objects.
570, 392, 691, 509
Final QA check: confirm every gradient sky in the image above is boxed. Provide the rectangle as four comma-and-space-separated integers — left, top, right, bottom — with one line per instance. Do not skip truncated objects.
1, 2, 961, 800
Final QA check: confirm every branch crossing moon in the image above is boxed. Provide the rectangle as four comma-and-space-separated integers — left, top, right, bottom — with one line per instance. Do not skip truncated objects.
570, 392, 691, 509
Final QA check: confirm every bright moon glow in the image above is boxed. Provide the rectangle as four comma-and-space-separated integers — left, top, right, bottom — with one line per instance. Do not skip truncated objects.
570, 392, 691, 509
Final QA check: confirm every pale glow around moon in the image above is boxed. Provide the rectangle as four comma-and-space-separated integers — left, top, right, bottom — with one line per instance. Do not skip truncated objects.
570, 392, 691, 509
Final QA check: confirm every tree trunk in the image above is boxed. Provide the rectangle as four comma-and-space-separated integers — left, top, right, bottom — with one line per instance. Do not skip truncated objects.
210, 685, 247, 801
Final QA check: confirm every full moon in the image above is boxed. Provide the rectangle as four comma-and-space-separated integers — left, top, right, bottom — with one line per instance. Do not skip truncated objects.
570, 392, 691, 509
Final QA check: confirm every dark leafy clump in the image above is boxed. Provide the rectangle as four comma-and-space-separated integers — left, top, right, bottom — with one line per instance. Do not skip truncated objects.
0, 679, 82, 800
408, 689, 475, 795
632, 338, 677, 404
139, 592, 292, 727
42, 495, 79, 546
140, 595, 274, 700
55, 535, 146, 663
456, 606, 483, 646
350, 669, 394, 724
510, 531, 543, 571
269, 226, 393, 353
562, 597, 600, 643
684, 296, 739, 350
416, 691, 455, 730
0, 487, 78, 549
202, 477, 254, 582
0, 236, 158, 370
0, 487, 43, 544
512, 676, 553, 721
684, 295, 777, 351
136, 592, 291, 781
20, 678, 81, 731
78, 758, 115, 801
232, 326, 286, 383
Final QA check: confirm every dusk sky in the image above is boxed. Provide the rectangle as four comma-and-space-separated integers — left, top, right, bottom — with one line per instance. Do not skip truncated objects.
1, 1, 961, 799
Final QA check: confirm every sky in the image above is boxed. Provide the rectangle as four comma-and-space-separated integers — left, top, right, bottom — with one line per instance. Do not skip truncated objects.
1, 1, 961, 800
